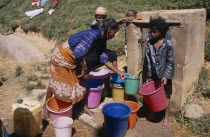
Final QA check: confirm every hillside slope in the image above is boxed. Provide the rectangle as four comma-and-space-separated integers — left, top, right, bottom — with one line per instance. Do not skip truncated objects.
0, 0, 209, 54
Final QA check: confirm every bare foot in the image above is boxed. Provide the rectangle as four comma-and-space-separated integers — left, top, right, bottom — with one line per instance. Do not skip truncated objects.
84, 106, 96, 117
139, 117, 146, 121
146, 112, 155, 120
162, 118, 169, 128
43, 104, 50, 121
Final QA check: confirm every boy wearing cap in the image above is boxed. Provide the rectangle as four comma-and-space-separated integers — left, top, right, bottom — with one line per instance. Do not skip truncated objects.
91, 7, 107, 29
91, 7, 134, 29
85, 7, 118, 73
86, 7, 136, 73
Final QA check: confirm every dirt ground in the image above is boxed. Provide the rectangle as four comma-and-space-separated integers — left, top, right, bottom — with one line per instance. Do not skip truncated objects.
0, 29, 209, 137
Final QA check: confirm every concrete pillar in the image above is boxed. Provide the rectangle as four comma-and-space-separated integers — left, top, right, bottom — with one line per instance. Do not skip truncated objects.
126, 9, 206, 111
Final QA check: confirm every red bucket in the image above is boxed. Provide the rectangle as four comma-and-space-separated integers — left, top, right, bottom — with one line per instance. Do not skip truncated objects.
139, 81, 168, 112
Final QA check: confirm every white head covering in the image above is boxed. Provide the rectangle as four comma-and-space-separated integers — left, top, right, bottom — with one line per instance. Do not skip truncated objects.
95, 7, 107, 15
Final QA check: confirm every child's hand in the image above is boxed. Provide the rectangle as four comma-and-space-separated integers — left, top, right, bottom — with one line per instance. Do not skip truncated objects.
125, 17, 134, 22
161, 77, 167, 85
146, 77, 151, 82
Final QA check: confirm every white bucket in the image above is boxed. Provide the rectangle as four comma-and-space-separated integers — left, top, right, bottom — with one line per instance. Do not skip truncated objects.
53, 117, 73, 137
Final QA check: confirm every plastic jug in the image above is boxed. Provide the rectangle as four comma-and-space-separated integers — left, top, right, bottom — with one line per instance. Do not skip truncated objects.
12, 99, 43, 137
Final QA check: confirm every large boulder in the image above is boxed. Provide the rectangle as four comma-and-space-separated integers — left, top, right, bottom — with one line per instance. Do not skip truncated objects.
185, 104, 205, 119
0, 34, 45, 62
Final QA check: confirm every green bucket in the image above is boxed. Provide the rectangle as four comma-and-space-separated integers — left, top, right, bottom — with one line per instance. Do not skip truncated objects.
125, 77, 140, 95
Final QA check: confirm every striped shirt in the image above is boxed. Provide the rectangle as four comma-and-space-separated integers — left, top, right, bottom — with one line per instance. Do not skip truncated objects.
146, 39, 174, 79
68, 29, 108, 62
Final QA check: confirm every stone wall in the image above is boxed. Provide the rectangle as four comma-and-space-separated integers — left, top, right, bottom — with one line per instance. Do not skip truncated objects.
126, 9, 206, 110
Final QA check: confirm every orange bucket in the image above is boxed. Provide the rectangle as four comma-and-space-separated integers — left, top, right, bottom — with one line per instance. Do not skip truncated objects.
46, 97, 73, 121
123, 101, 140, 128
46, 97, 72, 112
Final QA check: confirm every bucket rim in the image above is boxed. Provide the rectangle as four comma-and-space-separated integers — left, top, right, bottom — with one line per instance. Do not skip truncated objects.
112, 85, 124, 89
53, 117, 73, 128
87, 84, 104, 91
139, 81, 164, 96
102, 102, 132, 119
111, 73, 131, 83
46, 97, 73, 113
125, 77, 140, 80
123, 101, 140, 112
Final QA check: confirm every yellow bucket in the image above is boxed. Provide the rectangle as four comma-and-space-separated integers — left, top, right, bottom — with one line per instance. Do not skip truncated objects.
111, 85, 124, 102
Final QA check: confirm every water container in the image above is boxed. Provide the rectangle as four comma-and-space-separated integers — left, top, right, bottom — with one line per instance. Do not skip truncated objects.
111, 73, 131, 83
139, 81, 168, 112
102, 102, 131, 137
53, 117, 73, 137
12, 99, 42, 137
125, 77, 140, 95
123, 101, 140, 128
111, 85, 125, 102
86, 79, 104, 108
46, 97, 73, 122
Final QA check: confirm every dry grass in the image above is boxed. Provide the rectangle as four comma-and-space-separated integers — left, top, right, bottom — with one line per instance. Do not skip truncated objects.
172, 117, 198, 137
14, 27, 56, 60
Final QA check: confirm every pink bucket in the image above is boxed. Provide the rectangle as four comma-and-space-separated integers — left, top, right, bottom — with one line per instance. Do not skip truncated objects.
86, 79, 104, 108
53, 117, 73, 137
139, 81, 168, 112
46, 97, 73, 121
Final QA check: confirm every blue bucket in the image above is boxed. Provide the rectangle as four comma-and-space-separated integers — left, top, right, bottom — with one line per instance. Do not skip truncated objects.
102, 102, 131, 137
111, 73, 131, 84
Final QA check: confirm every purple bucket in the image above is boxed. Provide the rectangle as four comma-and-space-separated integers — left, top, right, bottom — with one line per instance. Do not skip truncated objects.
86, 79, 104, 108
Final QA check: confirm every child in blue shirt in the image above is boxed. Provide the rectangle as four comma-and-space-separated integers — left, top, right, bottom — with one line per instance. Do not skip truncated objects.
145, 17, 174, 128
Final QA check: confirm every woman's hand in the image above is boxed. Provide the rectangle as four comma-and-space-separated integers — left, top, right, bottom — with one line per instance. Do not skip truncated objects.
77, 69, 85, 78
119, 72, 126, 80
84, 74, 90, 79
161, 77, 167, 85
104, 62, 125, 79
77, 61, 88, 78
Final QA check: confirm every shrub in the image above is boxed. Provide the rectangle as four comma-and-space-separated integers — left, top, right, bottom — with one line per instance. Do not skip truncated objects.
27, 75, 38, 81
36, 81, 46, 89
0, 71, 7, 83
205, 21, 210, 61
15, 66, 24, 77
37, 93, 46, 101
195, 67, 210, 98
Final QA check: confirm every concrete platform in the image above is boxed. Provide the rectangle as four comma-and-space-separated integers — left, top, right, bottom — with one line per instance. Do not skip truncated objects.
78, 97, 173, 137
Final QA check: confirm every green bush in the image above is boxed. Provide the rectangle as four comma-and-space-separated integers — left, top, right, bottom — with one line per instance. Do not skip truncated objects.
27, 75, 38, 82
177, 113, 210, 136
205, 21, 210, 61
0, 0, 12, 9
15, 66, 24, 77
0, 70, 7, 83
195, 67, 210, 98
